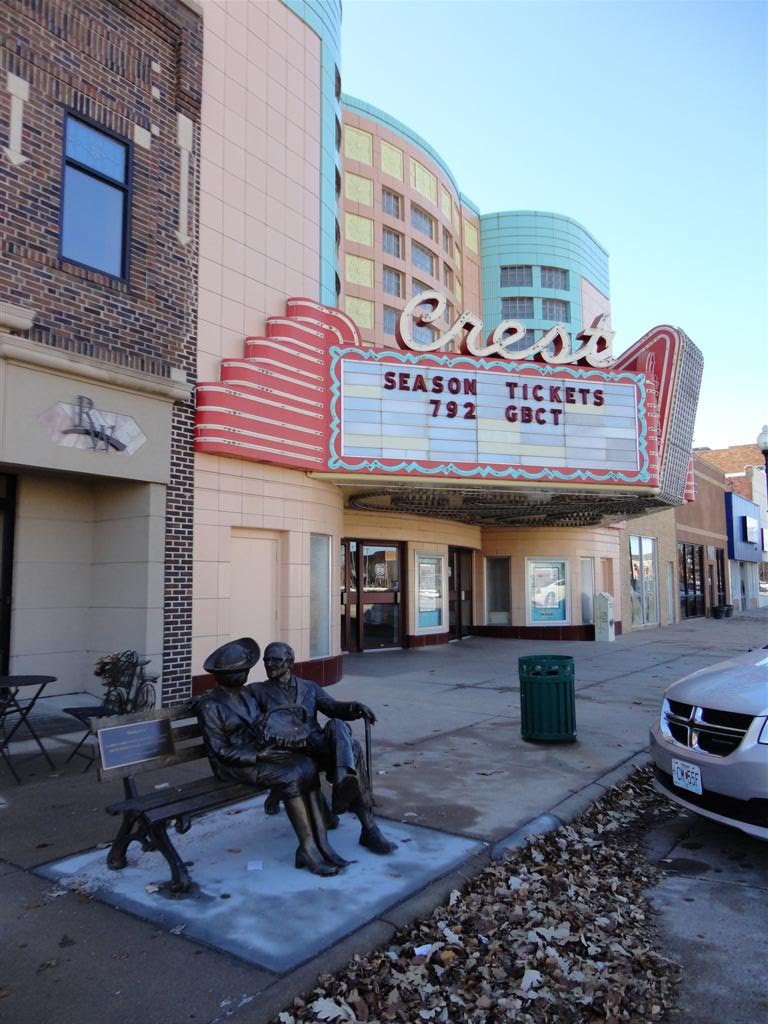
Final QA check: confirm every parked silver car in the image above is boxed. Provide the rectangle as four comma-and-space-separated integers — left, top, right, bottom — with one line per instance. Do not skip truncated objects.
649, 647, 768, 841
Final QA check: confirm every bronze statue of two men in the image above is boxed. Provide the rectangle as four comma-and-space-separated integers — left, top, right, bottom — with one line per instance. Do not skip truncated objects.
197, 638, 395, 876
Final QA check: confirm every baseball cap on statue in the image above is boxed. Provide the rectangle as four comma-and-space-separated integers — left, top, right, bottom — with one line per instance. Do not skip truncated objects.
203, 637, 261, 676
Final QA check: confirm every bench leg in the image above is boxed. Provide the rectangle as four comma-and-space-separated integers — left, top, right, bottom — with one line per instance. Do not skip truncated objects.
147, 820, 192, 893
106, 811, 145, 871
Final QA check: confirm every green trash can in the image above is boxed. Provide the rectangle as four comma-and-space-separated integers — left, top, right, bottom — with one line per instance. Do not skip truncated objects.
518, 655, 576, 742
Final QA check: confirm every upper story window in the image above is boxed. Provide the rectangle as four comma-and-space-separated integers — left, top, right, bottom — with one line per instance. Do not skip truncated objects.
413, 322, 436, 347
412, 240, 436, 277
61, 115, 130, 278
442, 263, 453, 290
501, 296, 534, 319
541, 266, 569, 290
383, 266, 403, 297
442, 226, 453, 257
500, 265, 532, 288
383, 306, 399, 336
411, 203, 435, 240
382, 227, 403, 259
412, 278, 430, 298
542, 298, 570, 321
382, 187, 403, 219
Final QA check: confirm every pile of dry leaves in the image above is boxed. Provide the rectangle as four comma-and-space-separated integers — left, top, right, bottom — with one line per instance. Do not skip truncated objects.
273, 766, 679, 1023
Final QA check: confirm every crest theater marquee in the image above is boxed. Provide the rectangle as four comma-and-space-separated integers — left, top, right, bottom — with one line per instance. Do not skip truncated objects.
196, 292, 703, 528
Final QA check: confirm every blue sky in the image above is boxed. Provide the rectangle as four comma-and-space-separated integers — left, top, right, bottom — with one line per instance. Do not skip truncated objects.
340, 0, 767, 450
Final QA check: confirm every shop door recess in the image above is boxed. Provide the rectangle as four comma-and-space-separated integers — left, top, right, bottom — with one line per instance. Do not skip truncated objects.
340, 540, 404, 652
0, 475, 16, 674
448, 546, 473, 640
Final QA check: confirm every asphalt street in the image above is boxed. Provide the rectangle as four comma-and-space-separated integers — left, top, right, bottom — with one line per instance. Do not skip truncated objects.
645, 810, 768, 1024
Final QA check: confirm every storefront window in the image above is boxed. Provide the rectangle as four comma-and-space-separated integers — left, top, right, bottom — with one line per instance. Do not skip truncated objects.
527, 559, 568, 624
309, 534, 331, 658
630, 536, 659, 627
678, 542, 705, 618
580, 557, 595, 624
416, 553, 444, 631
485, 557, 511, 624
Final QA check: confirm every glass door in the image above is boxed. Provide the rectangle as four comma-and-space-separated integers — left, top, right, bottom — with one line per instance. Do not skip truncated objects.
340, 540, 403, 652
448, 547, 473, 639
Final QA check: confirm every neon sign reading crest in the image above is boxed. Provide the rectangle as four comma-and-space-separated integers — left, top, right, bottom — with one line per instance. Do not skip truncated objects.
398, 290, 614, 367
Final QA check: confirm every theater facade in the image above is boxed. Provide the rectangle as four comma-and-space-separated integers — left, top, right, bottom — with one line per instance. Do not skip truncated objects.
190, 0, 702, 690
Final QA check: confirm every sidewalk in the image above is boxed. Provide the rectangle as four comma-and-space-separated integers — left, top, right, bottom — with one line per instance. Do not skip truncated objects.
1, 611, 766, 1024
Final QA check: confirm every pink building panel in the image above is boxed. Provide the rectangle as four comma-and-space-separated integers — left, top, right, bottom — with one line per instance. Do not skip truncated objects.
197, 0, 324, 381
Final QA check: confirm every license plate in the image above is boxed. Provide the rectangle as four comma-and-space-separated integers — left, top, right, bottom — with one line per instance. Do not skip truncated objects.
671, 758, 702, 795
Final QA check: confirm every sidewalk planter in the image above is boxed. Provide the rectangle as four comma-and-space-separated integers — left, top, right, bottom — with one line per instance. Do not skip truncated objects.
518, 655, 577, 742
724, 604, 734, 617
711, 605, 727, 619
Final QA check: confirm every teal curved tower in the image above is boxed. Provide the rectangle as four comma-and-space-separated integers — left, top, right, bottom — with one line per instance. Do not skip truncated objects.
480, 211, 610, 344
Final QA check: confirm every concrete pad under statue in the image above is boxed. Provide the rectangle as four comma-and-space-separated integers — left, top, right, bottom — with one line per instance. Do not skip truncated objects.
36, 796, 483, 974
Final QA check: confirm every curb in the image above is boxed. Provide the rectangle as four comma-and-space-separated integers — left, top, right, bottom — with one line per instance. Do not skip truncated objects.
490, 749, 651, 861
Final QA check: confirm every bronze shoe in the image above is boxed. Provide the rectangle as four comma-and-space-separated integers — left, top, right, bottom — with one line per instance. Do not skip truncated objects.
295, 847, 340, 876
359, 824, 397, 855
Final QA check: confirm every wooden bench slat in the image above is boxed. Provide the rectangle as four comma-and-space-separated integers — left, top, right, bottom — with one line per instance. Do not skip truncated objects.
142, 784, 258, 824
106, 774, 251, 815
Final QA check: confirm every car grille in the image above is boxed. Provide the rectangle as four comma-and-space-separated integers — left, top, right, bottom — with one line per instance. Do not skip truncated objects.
663, 699, 754, 756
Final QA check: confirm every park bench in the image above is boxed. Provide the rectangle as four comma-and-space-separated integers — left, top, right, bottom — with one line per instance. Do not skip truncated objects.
93, 703, 269, 893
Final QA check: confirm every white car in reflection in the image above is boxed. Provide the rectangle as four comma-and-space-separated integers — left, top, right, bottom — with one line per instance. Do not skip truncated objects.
534, 579, 566, 608
649, 647, 768, 840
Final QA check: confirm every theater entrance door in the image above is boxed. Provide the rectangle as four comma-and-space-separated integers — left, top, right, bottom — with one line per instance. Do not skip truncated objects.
340, 540, 404, 652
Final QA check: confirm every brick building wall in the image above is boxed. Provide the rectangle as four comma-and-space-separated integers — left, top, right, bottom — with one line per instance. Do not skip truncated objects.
1, 0, 203, 699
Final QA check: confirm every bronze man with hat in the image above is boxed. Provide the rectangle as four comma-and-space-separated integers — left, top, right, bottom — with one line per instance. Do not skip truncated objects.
196, 637, 346, 876
255, 641, 396, 855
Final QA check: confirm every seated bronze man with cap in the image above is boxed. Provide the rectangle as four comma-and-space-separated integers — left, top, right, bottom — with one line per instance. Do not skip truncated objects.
197, 637, 346, 877
254, 641, 396, 856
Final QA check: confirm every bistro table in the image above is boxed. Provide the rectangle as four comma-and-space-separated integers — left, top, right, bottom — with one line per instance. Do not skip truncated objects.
0, 675, 57, 783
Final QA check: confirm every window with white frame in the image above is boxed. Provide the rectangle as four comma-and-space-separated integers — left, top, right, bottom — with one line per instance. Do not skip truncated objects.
382, 187, 403, 219
485, 557, 511, 624
540, 266, 569, 289
382, 226, 403, 258
383, 306, 398, 335
501, 296, 533, 319
630, 536, 659, 627
527, 558, 569, 625
411, 203, 435, 239
500, 265, 532, 287
442, 226, 453, 256
412, 240, 436, 277
541, 298, 570, 321
309, 534, 332, 657
382, 266, 403, 297
415, 552, 445, 631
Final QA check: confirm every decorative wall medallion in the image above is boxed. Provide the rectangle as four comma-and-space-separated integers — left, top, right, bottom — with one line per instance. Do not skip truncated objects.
40, 395, 147, 454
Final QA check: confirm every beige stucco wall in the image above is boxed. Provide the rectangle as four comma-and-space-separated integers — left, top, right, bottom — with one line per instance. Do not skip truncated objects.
10, 476, 165, 697
193, 455, 343, 672
479, 524, 623, 627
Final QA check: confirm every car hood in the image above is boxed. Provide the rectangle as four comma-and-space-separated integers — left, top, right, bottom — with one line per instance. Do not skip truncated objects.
666, 649, 768, 716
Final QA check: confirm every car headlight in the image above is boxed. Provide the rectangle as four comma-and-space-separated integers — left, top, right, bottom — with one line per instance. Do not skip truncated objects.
758, 719, 768, 745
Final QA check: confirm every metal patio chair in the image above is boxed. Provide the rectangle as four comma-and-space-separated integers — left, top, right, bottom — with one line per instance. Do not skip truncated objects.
64, 651, 157, 771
